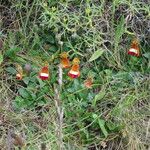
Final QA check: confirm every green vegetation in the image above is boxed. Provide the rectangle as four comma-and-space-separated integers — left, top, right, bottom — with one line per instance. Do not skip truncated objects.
0, 0, 149, 149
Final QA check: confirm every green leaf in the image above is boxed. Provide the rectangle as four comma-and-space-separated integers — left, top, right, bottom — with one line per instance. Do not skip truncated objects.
92, 88, 106, 106
143, 52, 150, 59
0, 52, 3, 65
92, 113, 98, 119
5, 67, 17, 74
106, 121, 124, 132
45, 35, 55, 44
18, 88, 30, 99
106, 121, 117, 131
114, 71, 129, 80
41, 86, 49, 93
30, 93, 36, 100
14, 96, 25, 109
37, 77, 46, 88
73, 79, 80, 90
104, 69, 112, 76
89, 49, 104, 62
49, 45, 57, 52
98, 119, 108, 137
5, 47, 21, 57
38, 100, 46, 106
92, 114, 108, 137
23, 77, 30, 85
114, 16, 125, 50
15, 57, 26, 63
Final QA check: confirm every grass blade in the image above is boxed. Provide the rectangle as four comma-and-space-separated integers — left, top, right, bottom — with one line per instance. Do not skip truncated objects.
89, 49, 104, 62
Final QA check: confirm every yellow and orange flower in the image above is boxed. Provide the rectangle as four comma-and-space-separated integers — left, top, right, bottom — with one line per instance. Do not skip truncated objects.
68, 58, 80, 78
39, 65, 49, 80
15, 64, 23, 80
84, 77, 93, 88
60, 52, 70, 68
128, 39, 140, 57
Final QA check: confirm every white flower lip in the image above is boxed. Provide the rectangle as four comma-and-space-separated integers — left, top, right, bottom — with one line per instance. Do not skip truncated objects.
40, 73, 49, 77
16, 73, 21, 77
69, 70, 79, 75
129, 48, 138, 54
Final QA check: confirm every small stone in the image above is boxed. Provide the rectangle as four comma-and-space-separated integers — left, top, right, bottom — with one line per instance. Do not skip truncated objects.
24, 64, 31, 72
